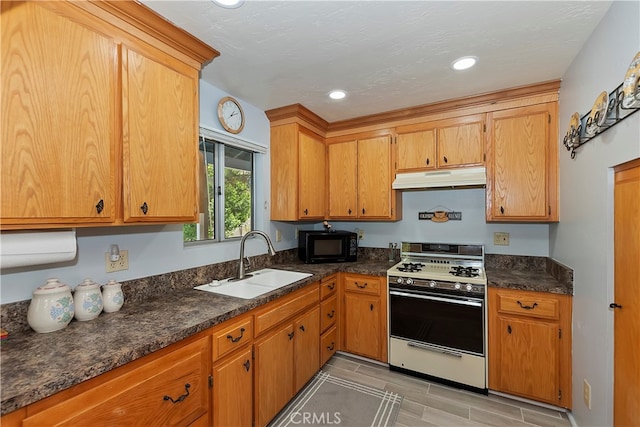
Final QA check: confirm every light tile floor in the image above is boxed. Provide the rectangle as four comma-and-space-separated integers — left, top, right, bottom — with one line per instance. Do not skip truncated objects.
323, 353, 572, 427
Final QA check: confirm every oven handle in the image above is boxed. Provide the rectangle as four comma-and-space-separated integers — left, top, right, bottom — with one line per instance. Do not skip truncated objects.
389, 290, 483, 307
407, 341, 463, 358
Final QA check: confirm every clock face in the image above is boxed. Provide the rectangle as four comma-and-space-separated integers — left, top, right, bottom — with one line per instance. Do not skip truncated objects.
218, 97, 245, 134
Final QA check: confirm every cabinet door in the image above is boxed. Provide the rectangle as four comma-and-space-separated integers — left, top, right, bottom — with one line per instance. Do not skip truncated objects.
299, 131, 326, 219
270, 123, 299, 220
486, 104, 556, 221
294, 306, 320, 391
123, 45, 199, 222
437, 116, 484, 168
212, 347, 253, 427
397, 129, 436, 171
343, 293, 382, 360
358, 135, 392, 218
254, 323, 295, 427
1, 1, 117, 225
328, 140, 358, 218
494, 317, 559, 404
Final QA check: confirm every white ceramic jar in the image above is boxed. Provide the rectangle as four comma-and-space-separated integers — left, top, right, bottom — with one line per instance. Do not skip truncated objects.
74, 279, 103, 321
102, 280, 124, 312
27, 278, 75, 333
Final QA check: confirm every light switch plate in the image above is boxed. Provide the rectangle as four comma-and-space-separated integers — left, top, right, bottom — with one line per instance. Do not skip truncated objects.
494, 232, 510, 246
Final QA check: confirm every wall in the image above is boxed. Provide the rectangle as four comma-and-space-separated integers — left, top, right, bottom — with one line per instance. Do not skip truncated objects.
0, 81, 301, 304
331, 188, 550, 256
551, 2, 640, 426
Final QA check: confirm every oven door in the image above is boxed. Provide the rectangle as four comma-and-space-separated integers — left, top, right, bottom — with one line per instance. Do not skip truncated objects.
389, 289, 485, 356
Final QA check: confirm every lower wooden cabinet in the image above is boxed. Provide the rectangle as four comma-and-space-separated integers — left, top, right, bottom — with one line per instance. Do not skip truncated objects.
21, 335, 211, 426
488, 287, 572, 408
212, 346, 253, 427
294, 306, 321, 391
320, 325, 338, 367
342, 274, 387, 362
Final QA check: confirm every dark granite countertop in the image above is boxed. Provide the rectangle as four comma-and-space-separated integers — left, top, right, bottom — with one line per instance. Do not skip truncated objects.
0, 260, 390, 416
486, 267, 573, 295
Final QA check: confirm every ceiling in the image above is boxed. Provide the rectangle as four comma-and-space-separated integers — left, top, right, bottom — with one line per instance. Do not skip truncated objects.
140, 1, 612, 123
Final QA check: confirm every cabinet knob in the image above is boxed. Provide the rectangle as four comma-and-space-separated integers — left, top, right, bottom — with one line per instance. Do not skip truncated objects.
443, 156, 448, 163
370, 303, 374, 311
348, 209, 352, 215
288, 331, 295, 340
140, 202, 149, 215
95, 199, 104, 214
362, 208, 366, 215
507, 325, 512, 334
243, 360, 251, 372
500, 206, 505, 215
299, 324, 305, 332
609, 303, 623, 309
304, 208, 309, 215
426, 158, 430, 165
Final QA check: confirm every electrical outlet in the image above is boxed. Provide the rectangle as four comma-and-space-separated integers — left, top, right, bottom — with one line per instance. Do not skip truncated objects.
493, 232, 510, 246
356, 228, 364, 240
583, 379, 592, 410
275, 229, 282, 242
105, 250, 128, 273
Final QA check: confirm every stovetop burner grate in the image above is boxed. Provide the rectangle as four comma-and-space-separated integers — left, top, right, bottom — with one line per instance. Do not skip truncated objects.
449, 266, 480, 278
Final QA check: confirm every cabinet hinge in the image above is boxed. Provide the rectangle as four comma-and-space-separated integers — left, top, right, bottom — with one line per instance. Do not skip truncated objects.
483, 124, 486, 132
559, 328, 562, 339
558, 389, 562, 400
483, 153, 486, 161
548, 114, 551, 124
209, 375, 213, 388
252, 347, 255, 360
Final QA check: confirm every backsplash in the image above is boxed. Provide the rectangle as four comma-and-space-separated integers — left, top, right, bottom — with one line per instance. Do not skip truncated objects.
0, 247, 391, 334
485, 254, 574, 289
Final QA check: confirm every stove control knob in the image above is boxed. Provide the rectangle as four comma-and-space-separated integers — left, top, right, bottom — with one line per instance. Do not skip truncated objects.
429, 281, 437, 288
396, 277, 404, 284
406, 278, 414, 285
466, 284, 473, 291
454, 282, 461, 290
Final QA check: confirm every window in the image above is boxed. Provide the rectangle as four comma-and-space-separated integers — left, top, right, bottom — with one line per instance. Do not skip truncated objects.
184, 136, 254, 242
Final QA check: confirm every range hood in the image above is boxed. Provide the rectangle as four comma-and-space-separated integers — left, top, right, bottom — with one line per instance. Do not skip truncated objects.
392, 166, 486, 190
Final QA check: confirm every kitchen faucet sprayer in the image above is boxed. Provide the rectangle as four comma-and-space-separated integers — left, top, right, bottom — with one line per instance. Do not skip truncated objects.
236, 230, 277, 280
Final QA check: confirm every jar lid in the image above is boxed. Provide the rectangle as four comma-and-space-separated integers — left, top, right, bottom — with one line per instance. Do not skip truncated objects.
103, 280, 121, 287
34, 278, 70, 294
75, 278, 99, 290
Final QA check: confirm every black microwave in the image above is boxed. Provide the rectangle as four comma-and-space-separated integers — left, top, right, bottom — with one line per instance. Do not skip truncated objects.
298, 230, 358, 263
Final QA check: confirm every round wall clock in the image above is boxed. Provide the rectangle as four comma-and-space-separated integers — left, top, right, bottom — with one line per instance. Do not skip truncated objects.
217, 96, 245, 134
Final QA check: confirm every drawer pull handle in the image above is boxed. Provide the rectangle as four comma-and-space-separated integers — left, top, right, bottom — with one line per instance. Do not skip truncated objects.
609, 303, 622, 309
227, 327, 246, 343
327, 310, 335, 319
288, 331, 295, 340
355, 282, 367, 289
517, 301, 538, 310
164, 383, 190, 404
243, 360, 251, 372
327, 342, 335, 351
327, 283, 335, 290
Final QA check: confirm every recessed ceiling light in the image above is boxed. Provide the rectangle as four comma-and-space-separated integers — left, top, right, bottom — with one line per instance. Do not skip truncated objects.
452, 56, 478, 71
329, 90, 347, 100
211, 0, 244, 9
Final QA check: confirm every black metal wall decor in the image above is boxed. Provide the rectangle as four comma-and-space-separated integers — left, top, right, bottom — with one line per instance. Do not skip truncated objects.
418, 207, 462, 222
564, 51, 640, 159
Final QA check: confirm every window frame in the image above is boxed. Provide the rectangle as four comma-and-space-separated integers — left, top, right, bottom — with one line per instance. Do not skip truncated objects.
184, 131, 259, 245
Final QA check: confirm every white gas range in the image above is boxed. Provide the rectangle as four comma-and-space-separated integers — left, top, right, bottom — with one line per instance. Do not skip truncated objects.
387, 242, 488, 393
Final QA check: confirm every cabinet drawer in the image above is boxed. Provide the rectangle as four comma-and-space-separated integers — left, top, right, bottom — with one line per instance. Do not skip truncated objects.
320, 326, 338, 367
344, 275, 381, 295
320, 294, 337, 333
23, 337, 210, 426
497, 292, 560, 320
212, 315, 253, 361
254, 283, 319, 336
320, 274, 338, 300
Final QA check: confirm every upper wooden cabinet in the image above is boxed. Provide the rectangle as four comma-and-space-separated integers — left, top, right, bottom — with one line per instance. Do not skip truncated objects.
486, 103, 558, 222
327, 133, 401, 220
396, 114, 485, 172
0, 1, 217, 230
270, 123, 326, 221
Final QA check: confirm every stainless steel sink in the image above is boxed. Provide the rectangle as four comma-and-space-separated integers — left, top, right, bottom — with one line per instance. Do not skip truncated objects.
194, 268, 312, 299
